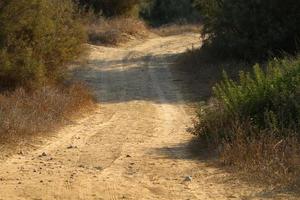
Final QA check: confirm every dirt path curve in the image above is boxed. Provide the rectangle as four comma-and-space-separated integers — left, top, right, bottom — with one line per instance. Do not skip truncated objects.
0, 34, 294, 200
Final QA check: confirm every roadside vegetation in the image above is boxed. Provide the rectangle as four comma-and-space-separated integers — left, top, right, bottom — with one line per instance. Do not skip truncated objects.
0, 0, 94, 143
0, 83, 94, 142
87, 16, 149, 46
185, 0, 300, 186
192, 57, 300, 184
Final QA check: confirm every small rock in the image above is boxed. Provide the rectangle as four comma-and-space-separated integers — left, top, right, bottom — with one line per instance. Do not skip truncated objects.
39, 152, 47, 157
67, 145, 77, 149
18, 182, 21, 185
126, 155, 131, 158
94, 166, 102, 171
78, 164, 85, 168
40, 180, 43, 183
18, 151, 24, 155
183, 176, 193, 182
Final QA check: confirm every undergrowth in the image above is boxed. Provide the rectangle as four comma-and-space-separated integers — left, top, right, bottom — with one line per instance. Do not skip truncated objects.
0, 83, 94, 142
193, 56, 300, 185
87, 17, 149, 46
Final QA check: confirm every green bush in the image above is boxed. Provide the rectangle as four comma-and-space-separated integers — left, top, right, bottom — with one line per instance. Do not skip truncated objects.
195, 0, 300, 59
193, 56, 300, 183
195, 56, 300, 140
0, 0, 86, 88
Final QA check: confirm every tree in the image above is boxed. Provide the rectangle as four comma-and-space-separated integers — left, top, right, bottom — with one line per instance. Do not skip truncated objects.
196, 0, 300, 59
141, 0, 198, 25
78, 0, 140, 17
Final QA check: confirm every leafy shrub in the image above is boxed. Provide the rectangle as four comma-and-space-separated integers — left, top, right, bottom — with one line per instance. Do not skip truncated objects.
193, 56, 300, 183
196, 56, 300, 140
0, 0, 86, 88
195, 0, 300, 59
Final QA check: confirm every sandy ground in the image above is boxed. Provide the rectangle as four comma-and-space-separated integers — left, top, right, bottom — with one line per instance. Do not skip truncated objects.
0, 34, 298, 200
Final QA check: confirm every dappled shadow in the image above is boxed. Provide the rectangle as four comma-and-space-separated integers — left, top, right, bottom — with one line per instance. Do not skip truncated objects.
73, 51, 212, 105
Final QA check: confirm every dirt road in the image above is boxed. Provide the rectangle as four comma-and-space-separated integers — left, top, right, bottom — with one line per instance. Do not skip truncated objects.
0, 34, 296, 200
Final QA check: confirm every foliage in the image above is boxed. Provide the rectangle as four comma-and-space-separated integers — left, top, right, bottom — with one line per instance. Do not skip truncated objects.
78, 0, 140, 17
141, 0, 199, 26
195, 0, 300, 59
193, 56, 300, 183
195, 57, 300, 140
0, 0, 86, 88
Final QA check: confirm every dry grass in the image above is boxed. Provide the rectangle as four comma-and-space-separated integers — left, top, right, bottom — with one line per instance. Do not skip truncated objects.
220, 128, 300, 185
153, 23, 202, 37
0, 82, 95, 143
87, 17, 149, 46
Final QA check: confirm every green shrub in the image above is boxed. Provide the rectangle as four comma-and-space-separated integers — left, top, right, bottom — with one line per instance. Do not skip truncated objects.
0, 0, 86, 88
193, 56, 300, 183
195, 56, 300, 140
195, 0, 300, 59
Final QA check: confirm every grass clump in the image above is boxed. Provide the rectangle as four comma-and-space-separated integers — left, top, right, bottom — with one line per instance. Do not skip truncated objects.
193, 56, 300, 184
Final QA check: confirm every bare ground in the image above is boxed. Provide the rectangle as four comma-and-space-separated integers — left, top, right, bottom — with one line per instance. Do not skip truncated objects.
0, 34, 298, 200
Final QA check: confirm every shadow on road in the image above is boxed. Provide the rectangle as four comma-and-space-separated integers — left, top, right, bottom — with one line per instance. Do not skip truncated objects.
73, 52, 214, 105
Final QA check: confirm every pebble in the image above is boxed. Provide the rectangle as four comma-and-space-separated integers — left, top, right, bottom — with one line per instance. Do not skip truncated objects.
94, 166, 102, 171
183, 176, 193, 182
67, 145, 77, 149
38, 152, 47, 157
